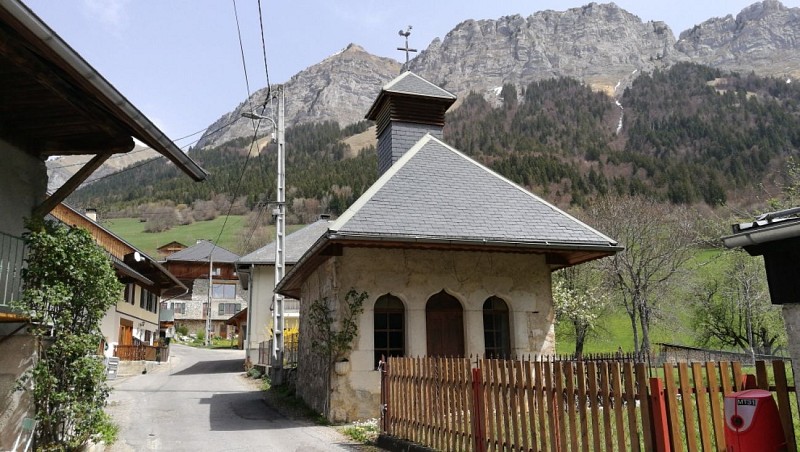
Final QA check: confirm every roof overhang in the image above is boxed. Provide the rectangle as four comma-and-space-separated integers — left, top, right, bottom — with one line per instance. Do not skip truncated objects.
0, 0, 207, 215
275, 232, 621, 299
123, 252, 187, 294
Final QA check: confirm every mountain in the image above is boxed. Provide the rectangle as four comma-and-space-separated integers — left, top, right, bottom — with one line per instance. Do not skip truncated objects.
675, 0, 800, 78
67, 1, 800, 217
46, 143, 158, 192
195, 44, 401, 150
193, 1, 800, 150
69, 62, 800, 216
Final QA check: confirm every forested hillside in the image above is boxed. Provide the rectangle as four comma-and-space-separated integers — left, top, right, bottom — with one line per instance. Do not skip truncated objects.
69, 63, 800, 219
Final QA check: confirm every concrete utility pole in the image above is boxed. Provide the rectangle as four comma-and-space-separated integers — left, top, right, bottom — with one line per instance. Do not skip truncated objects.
206, 255, 213, 347
241, 86, 286, 384
272, 86, 286, 384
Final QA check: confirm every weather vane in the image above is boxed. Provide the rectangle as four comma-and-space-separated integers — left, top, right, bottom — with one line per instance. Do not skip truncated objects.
397, 25, 417, 66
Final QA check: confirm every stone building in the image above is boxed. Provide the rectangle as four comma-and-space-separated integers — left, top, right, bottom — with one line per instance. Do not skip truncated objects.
162, 240, 246, 339
275, 71, 621, 421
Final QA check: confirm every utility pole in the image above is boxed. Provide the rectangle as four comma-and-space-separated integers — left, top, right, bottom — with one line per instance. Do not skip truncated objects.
241, 86, 286, 384
206, 255, 213, 347
272, 86, 286, 385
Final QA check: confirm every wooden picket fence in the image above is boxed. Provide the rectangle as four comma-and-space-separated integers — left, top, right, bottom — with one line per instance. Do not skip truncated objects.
381, 356, 797, 451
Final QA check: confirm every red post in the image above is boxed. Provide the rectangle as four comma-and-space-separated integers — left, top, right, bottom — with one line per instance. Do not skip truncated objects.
649, 377, 671, 452
741, 373, 757, 390
471, 367, 486, 452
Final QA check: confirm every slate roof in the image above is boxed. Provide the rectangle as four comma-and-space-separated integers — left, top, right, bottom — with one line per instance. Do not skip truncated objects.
165, 240, 240, 263
238, 219, 333, 265
365, 71, 457, 120
382, 71, 456, 100
330, 134, 617, 248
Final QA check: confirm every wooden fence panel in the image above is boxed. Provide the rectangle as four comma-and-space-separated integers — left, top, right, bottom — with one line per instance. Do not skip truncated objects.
610, 362, 626, 452
576, 361, 590, 452
678, 363, 699, 451
383, 357, 795, 452
690, 363, 713, 452
705, 361, 726, 452
623, 363, 641, 452
772, 360, 797, 452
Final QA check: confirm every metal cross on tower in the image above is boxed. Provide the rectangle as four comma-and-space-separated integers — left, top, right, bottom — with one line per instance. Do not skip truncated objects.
397, 25, 417, 66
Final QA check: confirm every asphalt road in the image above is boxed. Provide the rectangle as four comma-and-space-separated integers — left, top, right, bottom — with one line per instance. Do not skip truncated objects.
105, 344, 361, 451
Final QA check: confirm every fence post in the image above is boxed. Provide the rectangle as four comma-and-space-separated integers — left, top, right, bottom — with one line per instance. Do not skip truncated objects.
380, 356, 389, 434
649, 377, 671, 452
471, 367, 485, 452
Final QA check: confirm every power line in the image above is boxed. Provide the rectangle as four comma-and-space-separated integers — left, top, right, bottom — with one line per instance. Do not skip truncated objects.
257, 0, 271, 107
232, 0, 254, 114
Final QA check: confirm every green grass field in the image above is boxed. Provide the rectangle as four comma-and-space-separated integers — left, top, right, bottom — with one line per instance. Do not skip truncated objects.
101, 216, 247, 256
102, 216, 307, 258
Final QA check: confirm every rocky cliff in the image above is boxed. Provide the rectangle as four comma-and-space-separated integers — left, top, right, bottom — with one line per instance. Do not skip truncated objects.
195, 44, 401, 150
675, 0, 800, 78
193, 1, 800, 150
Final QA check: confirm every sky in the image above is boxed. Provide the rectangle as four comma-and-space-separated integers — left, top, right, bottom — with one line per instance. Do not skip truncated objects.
20, 0, 800, 149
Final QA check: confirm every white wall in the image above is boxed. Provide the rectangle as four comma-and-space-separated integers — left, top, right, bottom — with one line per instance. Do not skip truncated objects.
246, 265, 276, 364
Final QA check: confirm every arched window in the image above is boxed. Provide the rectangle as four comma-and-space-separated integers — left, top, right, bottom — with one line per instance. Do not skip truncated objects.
483, 296, 511, 358
374, 294, 404, 369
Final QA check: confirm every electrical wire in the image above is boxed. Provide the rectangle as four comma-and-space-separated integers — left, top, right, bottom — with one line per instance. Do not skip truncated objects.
257, 0, 271, 107
232, 0, 254, 115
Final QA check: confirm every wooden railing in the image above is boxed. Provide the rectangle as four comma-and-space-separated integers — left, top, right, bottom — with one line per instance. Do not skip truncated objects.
381, 356, 797, 452
114, 344, 170, 362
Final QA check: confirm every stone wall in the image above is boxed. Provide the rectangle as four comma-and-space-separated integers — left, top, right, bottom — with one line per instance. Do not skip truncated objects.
0, 332, 35, 451
296, 258, 338, 418
299, 247, 555, 422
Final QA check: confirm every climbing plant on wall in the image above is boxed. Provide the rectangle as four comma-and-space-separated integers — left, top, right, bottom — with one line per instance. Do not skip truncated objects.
308, 288, 367, 366
15, 219, 122, 449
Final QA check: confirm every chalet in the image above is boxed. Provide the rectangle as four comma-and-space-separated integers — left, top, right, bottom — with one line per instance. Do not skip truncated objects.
162, 240, 246, 339
157, 240, 188, 258
275, 72, 621, 421
0, 0, 205, 447
49, 204, 185, 356
237, 216, 333, 364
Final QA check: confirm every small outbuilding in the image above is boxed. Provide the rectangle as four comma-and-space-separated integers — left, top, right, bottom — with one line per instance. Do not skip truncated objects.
276, 71, 621, 421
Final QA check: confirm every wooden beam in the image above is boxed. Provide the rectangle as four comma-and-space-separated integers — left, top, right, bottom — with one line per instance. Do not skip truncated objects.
33, 152, 113, 217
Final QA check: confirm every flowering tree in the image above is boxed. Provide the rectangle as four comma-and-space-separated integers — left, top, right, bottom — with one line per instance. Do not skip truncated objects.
552, 265, 608, 357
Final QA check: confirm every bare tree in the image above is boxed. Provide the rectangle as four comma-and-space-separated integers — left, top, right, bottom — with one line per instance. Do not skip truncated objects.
584, 196, 696, 355
691, 250, 786, 357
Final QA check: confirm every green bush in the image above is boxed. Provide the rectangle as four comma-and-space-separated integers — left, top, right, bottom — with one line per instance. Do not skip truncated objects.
175, 324, 188, 336
247, 367, 262, 379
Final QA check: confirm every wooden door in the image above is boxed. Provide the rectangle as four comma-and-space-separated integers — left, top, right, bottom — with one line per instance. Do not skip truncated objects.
119, 319, 133, 346
425, 291, 464, 357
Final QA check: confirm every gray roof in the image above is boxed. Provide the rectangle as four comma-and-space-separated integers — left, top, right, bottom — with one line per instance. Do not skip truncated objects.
238, 219, 332, 265
330, 135, 617, 247
165, 240, 240, 263
382, 71, 456, 100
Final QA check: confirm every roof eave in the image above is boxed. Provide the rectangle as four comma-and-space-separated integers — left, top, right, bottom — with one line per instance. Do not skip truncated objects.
2, 0, 207, 181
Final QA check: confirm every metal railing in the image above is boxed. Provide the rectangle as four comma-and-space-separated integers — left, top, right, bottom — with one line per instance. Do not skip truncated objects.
0, 231, 26, 307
